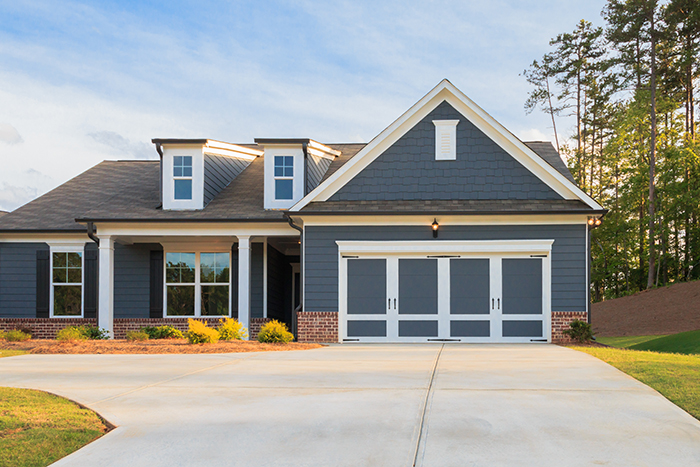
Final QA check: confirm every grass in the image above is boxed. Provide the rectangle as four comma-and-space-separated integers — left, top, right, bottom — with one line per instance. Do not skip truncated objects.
0, 349, 28, 358
628, 329, 700, 355
573, 346, 700, 420
0, 387, 110, 467
596, 335, 666, 348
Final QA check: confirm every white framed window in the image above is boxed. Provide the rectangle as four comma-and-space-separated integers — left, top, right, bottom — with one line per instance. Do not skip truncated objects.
51, 250, 83, 317
173, 155, 193, 200
274, 155, 294, 200
164, 250, 231, 317
433, 120, 459, 160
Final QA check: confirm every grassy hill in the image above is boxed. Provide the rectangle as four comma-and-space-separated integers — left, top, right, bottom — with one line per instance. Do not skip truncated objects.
628, 329, 700, 355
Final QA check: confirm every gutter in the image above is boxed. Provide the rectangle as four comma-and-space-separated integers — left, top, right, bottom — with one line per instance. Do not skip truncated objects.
154, 142, 164, 208
302, 142, 309, 196
284, 213, 304, 340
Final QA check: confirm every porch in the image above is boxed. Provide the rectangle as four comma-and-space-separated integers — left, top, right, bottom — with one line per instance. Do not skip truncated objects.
92, 222, 302, 339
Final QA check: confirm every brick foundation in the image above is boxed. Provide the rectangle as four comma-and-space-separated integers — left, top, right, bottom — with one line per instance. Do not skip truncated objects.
551, 311, 588, 343
0, 317, 271, 340
0, 318, 96, 339
296, 311, 338, 343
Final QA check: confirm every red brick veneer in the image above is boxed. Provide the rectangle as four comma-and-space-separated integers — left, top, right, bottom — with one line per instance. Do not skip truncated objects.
296, 311, 338, 343
0, 318, 96, 339
551, 311, 588, 343
0, 317, 270, 340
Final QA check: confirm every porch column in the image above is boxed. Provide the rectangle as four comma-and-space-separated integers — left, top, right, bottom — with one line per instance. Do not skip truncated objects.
97, 236, 114, 338
237, 236, 251, 339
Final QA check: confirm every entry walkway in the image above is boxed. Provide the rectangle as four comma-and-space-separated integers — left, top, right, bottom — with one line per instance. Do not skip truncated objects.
1, 345, 699, 466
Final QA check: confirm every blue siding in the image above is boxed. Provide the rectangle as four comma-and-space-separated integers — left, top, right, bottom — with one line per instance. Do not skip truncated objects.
330, 101, 561, 202
203, 154, 250, 205
0, 243, 47, 318
114, 243, 160, 319
304, 224, 587, 313
306, 154, 332, 193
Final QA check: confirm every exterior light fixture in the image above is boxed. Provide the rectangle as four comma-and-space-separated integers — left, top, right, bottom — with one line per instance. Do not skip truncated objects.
432, 218, 439, 238
588, 217, 602, 229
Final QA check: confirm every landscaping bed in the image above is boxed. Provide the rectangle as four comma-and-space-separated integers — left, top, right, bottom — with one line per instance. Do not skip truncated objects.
0, 339, 322, 355
0, 387, 110, 467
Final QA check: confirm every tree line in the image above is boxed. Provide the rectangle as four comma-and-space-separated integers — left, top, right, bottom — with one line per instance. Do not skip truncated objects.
523, 0, 699, 301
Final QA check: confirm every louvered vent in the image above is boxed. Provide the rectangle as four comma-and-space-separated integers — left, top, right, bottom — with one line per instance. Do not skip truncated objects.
432, 120, 459, 160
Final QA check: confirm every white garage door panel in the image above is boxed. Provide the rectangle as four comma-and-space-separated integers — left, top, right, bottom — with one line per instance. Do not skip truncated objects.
338, 241, 552, 343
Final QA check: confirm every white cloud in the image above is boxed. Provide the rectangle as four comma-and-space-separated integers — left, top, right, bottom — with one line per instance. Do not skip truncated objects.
88, 131, 154, 159
0, 183, 37, 212
517, 128, 550, 142
0, 123, 23, 145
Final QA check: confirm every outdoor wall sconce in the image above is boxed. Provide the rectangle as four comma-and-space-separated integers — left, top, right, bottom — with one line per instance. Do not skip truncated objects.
587, 217, 602, 229
432, 218, 439, 238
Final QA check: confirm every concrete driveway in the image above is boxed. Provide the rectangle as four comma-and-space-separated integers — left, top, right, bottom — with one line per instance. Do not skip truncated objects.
1, 344, 699, 467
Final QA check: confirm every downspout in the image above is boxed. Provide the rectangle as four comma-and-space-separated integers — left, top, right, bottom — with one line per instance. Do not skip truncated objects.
87, 221, 99, 247
155, 142, 164, 208
285, 213, 304, 339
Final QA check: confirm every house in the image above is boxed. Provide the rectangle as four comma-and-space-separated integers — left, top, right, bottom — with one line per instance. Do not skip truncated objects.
0, 80, 604, 343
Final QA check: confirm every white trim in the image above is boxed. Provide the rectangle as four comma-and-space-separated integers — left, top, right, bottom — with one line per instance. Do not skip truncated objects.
89, 222, 298, 238
97, 236, 114, 337
299, 214, 590, 227
49, 245, 85, 318
291, 79, 602, 212
336, 240, 554, 256
308, 140, 341, 157
203, 147, 257, 161
204, 140, 262, 159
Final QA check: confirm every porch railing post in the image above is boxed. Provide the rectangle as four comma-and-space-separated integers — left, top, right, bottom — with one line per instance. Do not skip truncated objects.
237, 236, 251, 339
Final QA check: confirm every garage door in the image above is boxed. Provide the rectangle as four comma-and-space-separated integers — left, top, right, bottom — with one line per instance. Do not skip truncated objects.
338, 241, 552, 343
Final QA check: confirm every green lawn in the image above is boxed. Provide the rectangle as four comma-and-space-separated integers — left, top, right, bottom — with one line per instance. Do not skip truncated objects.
0, 387, 109, 467
596, 335, 666, 348
629, 329, 700, 355
0, 349, 28, 358
574, 346, 700, 420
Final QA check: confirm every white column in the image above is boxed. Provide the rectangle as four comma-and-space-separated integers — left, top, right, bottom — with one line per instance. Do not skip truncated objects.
98, 236, 114, 338
238, 236, 251, 340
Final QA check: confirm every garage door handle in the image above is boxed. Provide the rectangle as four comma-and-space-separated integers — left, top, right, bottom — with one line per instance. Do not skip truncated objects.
498, 298, 500, 309
388, 298, 391, 309
492, 298, 494, 309
394, 298, 397, 309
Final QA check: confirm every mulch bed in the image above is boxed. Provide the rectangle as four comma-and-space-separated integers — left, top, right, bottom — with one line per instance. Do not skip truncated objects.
0, 339, 323, 354
591, 280, 700, 337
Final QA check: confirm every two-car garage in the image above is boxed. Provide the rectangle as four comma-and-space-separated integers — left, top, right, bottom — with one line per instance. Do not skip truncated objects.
338, 240, 553, 343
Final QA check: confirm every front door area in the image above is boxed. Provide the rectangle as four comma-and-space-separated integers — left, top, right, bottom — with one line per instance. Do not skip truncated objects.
338, 241, 552, 343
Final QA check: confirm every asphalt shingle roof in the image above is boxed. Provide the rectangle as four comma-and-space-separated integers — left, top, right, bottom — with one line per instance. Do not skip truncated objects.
0, 140, 587, 232
299, 199, 598, 214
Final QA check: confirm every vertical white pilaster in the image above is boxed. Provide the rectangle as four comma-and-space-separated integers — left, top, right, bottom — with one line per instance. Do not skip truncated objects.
98, 236, 114, 338
238, 236, 251, 339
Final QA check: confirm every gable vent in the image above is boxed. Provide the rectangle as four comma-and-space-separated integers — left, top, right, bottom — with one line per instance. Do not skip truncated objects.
433, 120, 459, 160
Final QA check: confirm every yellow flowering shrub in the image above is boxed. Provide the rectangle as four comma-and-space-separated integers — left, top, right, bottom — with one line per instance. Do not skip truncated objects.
217, 318, 248, 341
257, 320, 294, 343
186, 319, 219, 344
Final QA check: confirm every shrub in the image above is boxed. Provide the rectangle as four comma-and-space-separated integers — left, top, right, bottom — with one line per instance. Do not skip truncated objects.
56, 326, 89, 342
186, 319, 219, 344
141, 325, 184, 340
257, 320, 294, 343
3, 329, 32, 342
126, 330, 149, 341
217, 318, 247, 341
83, 326, 109, 340
563, 320, 594, 343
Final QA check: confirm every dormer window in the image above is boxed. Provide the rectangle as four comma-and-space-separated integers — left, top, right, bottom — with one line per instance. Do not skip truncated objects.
274, 156, 294, 200
173, 156, 193, 200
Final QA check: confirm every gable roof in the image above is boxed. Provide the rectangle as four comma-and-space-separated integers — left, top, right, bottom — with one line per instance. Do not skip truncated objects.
290, 79, 602, 212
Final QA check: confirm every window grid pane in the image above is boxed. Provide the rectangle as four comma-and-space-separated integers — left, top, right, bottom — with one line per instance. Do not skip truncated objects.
174, 179, 192, 200
166, 253, 196, 284
52, 252, 81, 284
274, 156, 294, 177
173, 156, 193, 177
54, 285, 81, 316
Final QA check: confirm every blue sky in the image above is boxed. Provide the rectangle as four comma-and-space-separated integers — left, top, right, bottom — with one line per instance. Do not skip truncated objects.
0, 0, 606, 211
